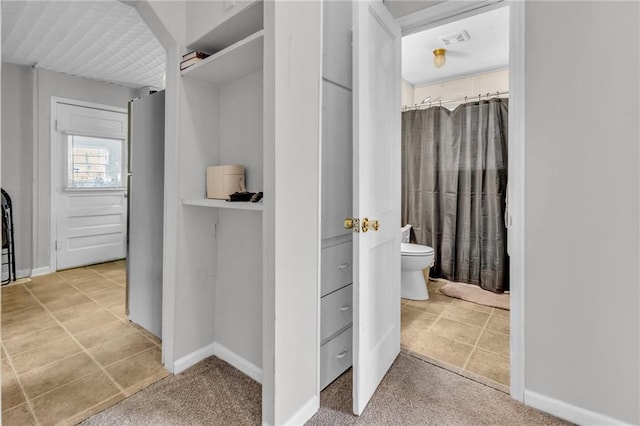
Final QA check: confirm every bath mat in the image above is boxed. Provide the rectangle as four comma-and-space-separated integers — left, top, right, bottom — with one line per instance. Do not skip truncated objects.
437, 279, 510, 310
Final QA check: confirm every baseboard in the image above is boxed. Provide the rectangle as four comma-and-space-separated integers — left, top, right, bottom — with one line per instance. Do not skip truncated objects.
173, 342, 217, 374
280, 395, 319, 426
524, 390, 633, 426
31, 266, 53, 277
173, 341, 263, 384
211, 342, 262, 384
16, 269, 32, 279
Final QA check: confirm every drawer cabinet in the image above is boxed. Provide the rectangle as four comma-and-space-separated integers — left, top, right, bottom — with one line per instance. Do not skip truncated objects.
321, 284, 352, 344
320, 326, 352, 389
320, 283, 352, 388
320, 1, 354, 392
321, 242, 352, 296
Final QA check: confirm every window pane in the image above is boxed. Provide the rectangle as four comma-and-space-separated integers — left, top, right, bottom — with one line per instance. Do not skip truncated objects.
67, 135, 124, 188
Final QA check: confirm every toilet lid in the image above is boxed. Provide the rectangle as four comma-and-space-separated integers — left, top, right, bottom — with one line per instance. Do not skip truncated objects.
401, 243, 434, 256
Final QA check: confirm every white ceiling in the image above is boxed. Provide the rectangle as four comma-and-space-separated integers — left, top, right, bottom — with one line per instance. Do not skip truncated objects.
2, 1, 165, 89
402, 6, 509, 87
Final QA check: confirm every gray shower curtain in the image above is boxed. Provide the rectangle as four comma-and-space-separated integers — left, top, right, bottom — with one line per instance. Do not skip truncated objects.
401, 99, 509, 293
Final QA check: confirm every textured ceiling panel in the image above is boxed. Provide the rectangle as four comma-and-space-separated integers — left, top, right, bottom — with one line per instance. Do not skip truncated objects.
2, 1, 165, 89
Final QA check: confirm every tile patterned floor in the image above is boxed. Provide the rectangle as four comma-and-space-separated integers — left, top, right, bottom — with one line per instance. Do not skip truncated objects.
1, 261, 167, 425
401, 278, 510, 393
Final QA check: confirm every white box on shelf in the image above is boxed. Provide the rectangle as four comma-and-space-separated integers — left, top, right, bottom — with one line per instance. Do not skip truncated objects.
206, 165, 245, 199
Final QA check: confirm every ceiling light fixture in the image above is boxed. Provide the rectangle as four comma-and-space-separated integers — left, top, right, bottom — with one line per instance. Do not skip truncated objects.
433, 48, 446, 68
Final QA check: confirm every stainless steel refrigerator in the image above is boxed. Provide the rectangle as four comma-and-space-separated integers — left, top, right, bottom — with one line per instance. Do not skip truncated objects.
126, 90, 165, 338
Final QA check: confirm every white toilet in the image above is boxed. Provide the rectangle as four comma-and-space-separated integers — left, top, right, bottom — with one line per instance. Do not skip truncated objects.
401, 225, 435, 300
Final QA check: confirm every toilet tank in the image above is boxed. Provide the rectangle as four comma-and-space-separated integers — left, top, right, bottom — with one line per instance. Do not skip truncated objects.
401, 224, 412, 243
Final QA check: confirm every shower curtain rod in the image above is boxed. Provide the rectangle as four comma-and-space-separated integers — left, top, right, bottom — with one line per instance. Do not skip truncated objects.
402, 90, 509, 111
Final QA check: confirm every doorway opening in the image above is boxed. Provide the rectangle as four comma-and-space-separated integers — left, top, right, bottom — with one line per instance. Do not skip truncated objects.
399, 4, 511, 393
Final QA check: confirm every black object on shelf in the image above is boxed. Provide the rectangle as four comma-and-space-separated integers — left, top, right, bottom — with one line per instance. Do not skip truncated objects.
2, 188, 16, 285
250, 192, 263, 202
227, 191, 255, 202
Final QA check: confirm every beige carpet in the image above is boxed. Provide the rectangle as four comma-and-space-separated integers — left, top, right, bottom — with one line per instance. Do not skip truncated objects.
437, 279, 510, 310
82, 355, 261, 426
83, 354, 566, 426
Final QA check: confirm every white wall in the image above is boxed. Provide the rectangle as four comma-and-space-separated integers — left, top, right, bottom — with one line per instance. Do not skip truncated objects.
134, 0, 185, 373
185, 0, 254, 46
401, 78, 414, 106
263, 1, 322, 423
411, 68, 508, 108
143, 1, 186, 47
384, 0, 445, 19
32, 68, 136, 273
524, 2, 639, 424
214, 72, 264, 369
2, 64, 136, 275
1, 63, 34, 277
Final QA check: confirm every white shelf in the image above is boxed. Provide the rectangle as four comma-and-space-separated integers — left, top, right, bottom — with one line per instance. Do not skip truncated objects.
188, 0, 263, 54
182, 198, 264, 211
182, 31, 263, 86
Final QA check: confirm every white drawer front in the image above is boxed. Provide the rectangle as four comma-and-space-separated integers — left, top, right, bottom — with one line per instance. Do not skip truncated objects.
320, 326, 353, 390
321, 242, 352, 297
321, 284, 352, 344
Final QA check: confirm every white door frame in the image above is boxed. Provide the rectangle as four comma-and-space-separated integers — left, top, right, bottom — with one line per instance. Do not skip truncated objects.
506, 1, 525, 403
396, 0, 525, 402
129, 0, 179, 373
49, 97, 128, 272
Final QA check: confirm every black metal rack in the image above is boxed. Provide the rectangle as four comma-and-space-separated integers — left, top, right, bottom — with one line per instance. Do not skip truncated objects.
2, 188, 16, 285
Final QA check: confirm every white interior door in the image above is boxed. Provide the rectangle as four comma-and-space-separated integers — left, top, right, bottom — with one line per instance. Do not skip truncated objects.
352, 1, 402, 416
55, 102, 128, 270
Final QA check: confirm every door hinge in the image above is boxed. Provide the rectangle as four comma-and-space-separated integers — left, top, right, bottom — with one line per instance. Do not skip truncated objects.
54, 240, 58, 251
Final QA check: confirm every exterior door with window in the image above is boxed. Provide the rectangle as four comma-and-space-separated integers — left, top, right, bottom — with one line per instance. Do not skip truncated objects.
55, 102, 128, 270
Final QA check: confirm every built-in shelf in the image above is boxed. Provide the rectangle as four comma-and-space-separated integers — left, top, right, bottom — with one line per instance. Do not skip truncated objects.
182, 30, 263, 85
182, 198, 264, 211
188, 0, 263, 54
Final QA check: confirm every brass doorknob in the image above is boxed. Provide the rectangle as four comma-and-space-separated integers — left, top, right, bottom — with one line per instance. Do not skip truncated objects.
344, 218, 355, 229
361, 218, 369, 233
371, 220, 380, 231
